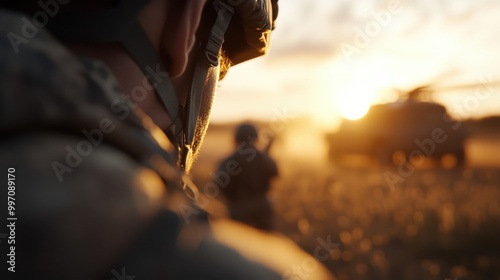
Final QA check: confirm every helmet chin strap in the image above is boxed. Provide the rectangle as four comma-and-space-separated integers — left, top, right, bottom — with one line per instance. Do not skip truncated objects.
182, 1, 235, 171
48, 0, 234, 200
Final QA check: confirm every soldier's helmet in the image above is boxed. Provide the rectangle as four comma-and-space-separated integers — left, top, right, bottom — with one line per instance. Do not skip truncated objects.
235, 123, 259, 144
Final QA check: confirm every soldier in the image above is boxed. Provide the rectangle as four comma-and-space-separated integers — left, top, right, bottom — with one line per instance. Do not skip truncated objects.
0, 1, 334, 280
218, 123, 278, 230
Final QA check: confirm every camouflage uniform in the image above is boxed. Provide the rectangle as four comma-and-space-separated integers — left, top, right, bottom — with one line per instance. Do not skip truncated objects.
0, 9, 282, 280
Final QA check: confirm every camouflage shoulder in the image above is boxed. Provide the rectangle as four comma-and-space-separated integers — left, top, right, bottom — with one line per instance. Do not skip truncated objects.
0, 9, 88, 125
0, 130, 169, 279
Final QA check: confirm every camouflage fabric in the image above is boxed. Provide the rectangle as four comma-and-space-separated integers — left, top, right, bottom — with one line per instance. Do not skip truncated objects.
0, 9, 282, 280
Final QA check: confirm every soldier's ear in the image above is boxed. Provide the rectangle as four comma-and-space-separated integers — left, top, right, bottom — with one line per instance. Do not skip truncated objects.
161, 0, 206, 78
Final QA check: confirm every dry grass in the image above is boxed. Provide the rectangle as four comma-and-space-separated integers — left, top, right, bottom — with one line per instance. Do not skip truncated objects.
193, 123, 500, 280
272, 164, 500, 280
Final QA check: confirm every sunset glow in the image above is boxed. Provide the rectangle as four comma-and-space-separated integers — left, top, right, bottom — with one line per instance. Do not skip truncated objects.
212, 0, 500, 127
337, 91, 371, 120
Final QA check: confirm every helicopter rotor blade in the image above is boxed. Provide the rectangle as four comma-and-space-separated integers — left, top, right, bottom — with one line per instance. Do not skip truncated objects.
433, 80, 500, 93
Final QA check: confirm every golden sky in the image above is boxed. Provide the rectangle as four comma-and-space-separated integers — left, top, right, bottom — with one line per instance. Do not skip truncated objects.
212, 0, 500, 128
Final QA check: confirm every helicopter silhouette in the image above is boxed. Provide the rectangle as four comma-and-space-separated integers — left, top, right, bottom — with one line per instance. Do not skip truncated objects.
327, 77, 500, 166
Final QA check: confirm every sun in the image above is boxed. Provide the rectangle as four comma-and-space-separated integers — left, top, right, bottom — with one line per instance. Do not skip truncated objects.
336, 90, 372, 120
338, 97, 370, 120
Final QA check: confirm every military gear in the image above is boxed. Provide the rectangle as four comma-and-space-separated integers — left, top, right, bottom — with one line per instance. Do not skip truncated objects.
30, 0, 280, 172
222, 0, 279, 65
0, 10, 282, 279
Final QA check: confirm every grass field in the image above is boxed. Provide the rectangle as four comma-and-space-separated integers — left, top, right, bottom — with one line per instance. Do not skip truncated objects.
192, 121, 500, 280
